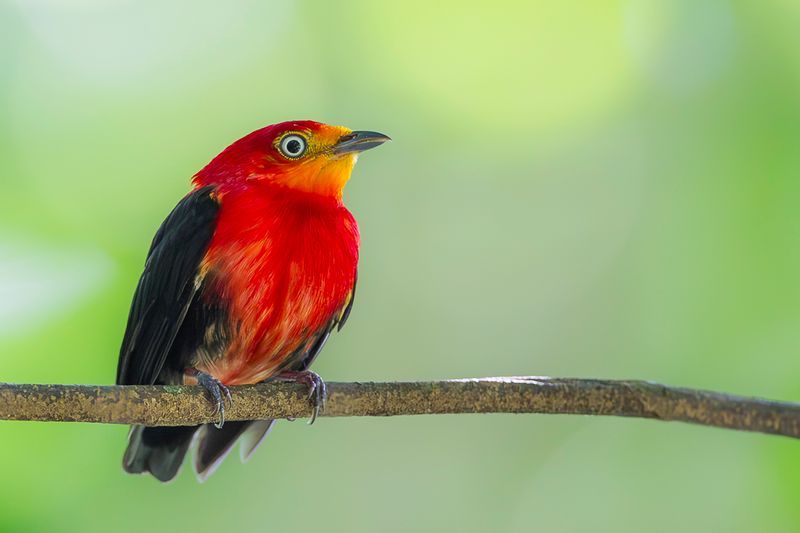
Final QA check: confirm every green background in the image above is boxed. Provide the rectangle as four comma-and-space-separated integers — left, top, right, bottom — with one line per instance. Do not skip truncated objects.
1, 0, 799, 531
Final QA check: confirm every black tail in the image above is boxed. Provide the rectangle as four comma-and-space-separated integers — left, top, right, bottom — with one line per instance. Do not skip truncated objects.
123, 426, 198, 482
123, 420, 275, 482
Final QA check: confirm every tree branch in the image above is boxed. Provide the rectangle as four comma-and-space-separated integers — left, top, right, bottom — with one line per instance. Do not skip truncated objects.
1, 377, 798, 439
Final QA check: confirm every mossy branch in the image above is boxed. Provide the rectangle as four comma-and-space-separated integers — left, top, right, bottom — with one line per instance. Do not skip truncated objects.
0, 377, 798, 439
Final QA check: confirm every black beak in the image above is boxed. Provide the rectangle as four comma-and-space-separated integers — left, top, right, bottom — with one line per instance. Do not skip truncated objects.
333, 131, 391, 155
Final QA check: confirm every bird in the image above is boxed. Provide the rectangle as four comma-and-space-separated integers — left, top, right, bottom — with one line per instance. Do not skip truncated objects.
116, 120, 389, 482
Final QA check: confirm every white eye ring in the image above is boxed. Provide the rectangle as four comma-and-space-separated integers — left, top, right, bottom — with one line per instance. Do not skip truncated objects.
278, 134, 308, 159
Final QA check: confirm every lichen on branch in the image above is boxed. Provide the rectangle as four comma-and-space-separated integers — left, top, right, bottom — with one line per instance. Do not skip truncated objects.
1, 377, 798, 439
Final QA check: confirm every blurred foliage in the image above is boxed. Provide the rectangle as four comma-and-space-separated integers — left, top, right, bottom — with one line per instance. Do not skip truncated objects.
1, 0, 800, 531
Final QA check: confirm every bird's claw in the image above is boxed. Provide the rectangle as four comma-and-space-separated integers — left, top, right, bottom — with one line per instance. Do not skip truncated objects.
188, 369, 232, 429
273, 370, 327, 424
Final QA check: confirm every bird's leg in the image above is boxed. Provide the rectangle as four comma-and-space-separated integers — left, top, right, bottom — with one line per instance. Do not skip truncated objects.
185, 368, 232, 429
271, 370, 327, 425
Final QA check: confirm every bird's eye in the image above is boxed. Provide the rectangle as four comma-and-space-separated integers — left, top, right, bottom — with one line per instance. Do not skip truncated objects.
278, 134, 308, 159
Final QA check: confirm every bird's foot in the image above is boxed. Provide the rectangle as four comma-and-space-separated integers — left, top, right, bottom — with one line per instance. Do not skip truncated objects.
273, 370, 327, 425
185, 368, 232, 429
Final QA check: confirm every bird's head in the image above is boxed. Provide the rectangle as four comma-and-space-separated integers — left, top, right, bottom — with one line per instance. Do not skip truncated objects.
193, 120, 390, 199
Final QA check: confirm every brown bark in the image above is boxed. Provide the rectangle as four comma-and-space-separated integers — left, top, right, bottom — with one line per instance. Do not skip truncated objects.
0, 377, 798, 439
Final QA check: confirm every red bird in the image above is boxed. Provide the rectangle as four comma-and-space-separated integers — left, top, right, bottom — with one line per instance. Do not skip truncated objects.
116, 120, 389, 482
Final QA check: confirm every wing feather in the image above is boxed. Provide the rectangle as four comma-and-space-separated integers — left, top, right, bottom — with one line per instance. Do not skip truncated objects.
116, 186, 220, 385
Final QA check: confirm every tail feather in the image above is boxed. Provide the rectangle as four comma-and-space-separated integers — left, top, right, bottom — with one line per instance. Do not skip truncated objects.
240, 420, 276, 462
123, 425, 198, 482
194, 421, 249, 481
194, 420, 276, 481
123, 420, 277, 482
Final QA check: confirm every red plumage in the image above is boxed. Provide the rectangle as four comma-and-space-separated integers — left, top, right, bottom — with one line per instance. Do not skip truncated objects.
199, 181, 359, 385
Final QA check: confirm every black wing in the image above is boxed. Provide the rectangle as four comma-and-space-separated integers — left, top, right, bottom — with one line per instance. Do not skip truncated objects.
116, 186, 220, 385
337, 271, 356, 332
